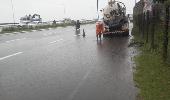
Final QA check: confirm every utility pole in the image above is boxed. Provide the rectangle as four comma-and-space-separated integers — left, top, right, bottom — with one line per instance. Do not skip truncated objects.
10, 0, 16, 25
62, 4, 66, 18
64, 5, 66, 15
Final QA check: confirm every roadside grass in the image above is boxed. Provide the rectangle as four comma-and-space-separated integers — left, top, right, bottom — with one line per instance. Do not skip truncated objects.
0, 27, 33, 34
132, 25, 170, 100
0, 22, 95, 34
0, 23, 72, 34
134, 50, 170, 100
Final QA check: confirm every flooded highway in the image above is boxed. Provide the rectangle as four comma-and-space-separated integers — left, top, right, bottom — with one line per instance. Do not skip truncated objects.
0, 24, 136, 100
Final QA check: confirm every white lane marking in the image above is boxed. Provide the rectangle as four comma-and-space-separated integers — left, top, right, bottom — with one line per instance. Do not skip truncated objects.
40, 29, 46, 31
13, 32, 20, 34
0, 52, 23, 61
57, 38, 63, 41
21, 31, 28, 33
50, 41, 57, 44
43, 33, 53, 36
4, 33, 12, 35
68, 71, 91, 100
32, 30, 37, 32
5, 38, 26, 43
49, 38, 63, 44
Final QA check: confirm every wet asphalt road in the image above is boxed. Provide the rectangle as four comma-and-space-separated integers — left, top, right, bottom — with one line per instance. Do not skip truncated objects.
0, 24, 136, 100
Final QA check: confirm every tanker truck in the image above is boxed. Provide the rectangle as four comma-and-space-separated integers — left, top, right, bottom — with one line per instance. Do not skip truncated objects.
96, 0, 129, 38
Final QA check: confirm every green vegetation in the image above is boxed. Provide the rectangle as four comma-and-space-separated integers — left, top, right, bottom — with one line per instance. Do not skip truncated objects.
0, 21, 95, 34
132, 1, 170, 99
134, 50, 170, 100
0, 23, 74, 34
132, 23, 170, 100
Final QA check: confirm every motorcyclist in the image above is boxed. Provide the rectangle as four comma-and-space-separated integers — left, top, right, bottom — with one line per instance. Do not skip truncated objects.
75, 20, 80, 30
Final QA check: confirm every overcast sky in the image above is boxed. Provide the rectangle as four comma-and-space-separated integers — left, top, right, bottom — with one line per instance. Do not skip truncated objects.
0, 0, 139, 23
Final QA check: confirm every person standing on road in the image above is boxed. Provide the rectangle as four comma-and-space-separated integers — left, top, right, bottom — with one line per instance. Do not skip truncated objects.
96, 20, 104, 41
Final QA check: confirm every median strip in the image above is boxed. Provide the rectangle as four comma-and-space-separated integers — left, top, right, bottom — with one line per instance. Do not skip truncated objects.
0, 52, 23, 61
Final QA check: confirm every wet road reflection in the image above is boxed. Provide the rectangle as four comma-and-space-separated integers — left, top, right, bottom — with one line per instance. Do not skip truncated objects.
0, 24, 136, 100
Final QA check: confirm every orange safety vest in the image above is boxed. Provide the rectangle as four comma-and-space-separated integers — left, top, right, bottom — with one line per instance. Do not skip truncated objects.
96, 21, 104, 36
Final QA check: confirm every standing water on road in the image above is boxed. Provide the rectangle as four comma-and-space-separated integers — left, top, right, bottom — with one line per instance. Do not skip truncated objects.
0, 23, 137, 100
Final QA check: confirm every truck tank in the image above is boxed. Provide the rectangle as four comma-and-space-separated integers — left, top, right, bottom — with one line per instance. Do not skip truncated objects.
96, 0, 129, 37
